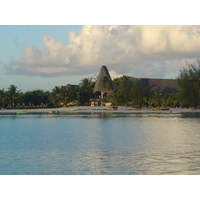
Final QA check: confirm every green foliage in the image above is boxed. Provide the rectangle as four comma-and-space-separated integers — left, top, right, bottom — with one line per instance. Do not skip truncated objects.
23, 90, 50, 106
0, 75, 181, 108
149, 92, 179, 107
101, 98, 109, 103
79, 77, 95, 91
142, 96, 150, 107
78, 77, 95, 105
150, 92, 163, 107
100, 76, 113, 91
106, 76, 148, 106
49, 86, 63, 106
61, 86, 77, 106
0, 77, 95, 108
0, 88, 7, 108
50, 86, 77, 107
167, 93, 179, 107
177, 59, 200, 106
130, 79, 149, 107
7, 85, 21, 107
106, 93, 120, 106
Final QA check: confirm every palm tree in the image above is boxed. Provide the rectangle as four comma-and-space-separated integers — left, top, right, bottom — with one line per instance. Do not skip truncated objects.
142, 96, 150, 107
7, 85, 20, 107
79, 77, 95, 105
161, 93, 169, 107
117, 75, 132, 106
43, 91, 51, 106
130, 79, 148, 107
113, 78, 121, 92
107, 93, 120, 106
22, 90, 48, 107
50, 86, 62, 106
0, 88, 7, 108
150, 92, 163, 107
169, 93, 178, 108
79, 77, 95, 92
60, 86, 77, 106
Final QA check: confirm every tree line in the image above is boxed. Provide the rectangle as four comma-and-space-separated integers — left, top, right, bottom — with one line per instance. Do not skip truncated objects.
103, 76, 179, 108
104, 59, 200, 108
0, 78, 95, 108
177, 59, 200, 107
1, 60, 200, 109
0, 77, 179, 109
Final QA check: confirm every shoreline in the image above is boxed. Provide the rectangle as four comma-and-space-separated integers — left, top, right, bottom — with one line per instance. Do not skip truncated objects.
0, 106, 199, 114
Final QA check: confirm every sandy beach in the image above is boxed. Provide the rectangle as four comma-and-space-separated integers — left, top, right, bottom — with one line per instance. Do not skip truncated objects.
0, 106, 199, 114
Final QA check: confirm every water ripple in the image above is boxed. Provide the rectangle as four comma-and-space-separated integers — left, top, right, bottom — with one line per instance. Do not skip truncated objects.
1, 113, 200, 174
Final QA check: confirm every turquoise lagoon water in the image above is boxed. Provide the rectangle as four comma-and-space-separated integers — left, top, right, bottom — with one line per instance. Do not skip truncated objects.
1, 112, 200, 175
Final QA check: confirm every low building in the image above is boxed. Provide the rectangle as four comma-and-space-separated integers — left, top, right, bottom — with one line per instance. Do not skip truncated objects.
90, 98, 101, 106
66, 84, 79, 89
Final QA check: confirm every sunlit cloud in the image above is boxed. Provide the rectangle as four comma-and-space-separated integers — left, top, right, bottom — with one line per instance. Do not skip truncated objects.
4, 25, 200, 78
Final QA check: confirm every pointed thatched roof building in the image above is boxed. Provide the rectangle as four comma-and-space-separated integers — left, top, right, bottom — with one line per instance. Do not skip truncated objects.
93, 66, 114, 96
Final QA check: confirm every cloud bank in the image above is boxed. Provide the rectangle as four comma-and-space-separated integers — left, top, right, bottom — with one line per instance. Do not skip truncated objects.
4, 25, 200, 78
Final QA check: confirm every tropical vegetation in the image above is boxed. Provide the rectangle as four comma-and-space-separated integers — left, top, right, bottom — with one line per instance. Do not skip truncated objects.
105, 76, 148, 106
177, 59, 200, 106
105, 75, 180, 108
2, 59, 200, 109
0, 77, 95, 109
78, 77, 95, 105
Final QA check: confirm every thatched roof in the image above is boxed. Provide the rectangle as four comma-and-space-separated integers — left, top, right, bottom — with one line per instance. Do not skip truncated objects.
93, 66, 114, 93
140, 78, 180, 93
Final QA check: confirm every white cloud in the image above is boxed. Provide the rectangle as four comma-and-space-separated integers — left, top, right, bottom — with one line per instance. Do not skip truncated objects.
109, 70, 124, 79
140, 25, 200, 54
4, 25, 200, 78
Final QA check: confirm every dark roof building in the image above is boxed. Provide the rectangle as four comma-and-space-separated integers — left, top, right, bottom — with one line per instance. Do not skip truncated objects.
140, 78, 180, 93
119, 76, 180, 94
93, 66, 114, 94
66, 84, 79, 89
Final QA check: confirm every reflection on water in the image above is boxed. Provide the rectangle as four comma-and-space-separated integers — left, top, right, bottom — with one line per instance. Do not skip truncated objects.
1, 112, 200, 175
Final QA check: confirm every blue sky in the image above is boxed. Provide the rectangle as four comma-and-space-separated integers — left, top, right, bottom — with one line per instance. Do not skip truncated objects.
1, 25, 200, 92
1, 0, 200, 93
0, 25, 83, 91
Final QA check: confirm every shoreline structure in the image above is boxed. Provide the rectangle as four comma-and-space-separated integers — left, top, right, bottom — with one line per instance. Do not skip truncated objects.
0, 106, 199, 114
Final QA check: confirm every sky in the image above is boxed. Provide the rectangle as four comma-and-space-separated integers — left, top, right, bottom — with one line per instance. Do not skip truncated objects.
1, 25, 200, 92
1, 0, 200, 93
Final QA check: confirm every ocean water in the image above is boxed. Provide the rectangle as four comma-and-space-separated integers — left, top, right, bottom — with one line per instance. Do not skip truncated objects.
1, 112, 200, 175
